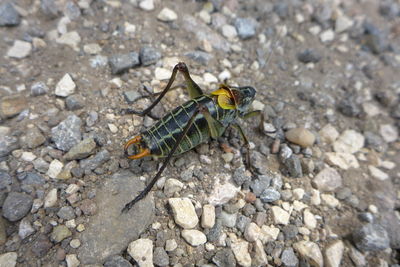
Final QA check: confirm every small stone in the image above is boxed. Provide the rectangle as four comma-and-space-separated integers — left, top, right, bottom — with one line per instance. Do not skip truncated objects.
46, 159, 63, 179
18, 218, 35, 239
234, 17, 257, 39
201, 204, 215, 228
325, 240, 344, 267
253, 239, 268, 266
297, 49, 322, 64
321, 194, 340, 208
69, 239, 81, 248
181, 229, 207, 246
79, 199, 97, 216
335, 15, 354, 33
260, 188, 281, 203
184, 51, 212, 65
7, 40, 32, 60
153, 247, 169, 266
283, 155, 303, 178
352, 223, 390, 251
90, 55, 108, 68
21, 127, 46, 149
0, 94, 28, 119
157, 8, 177, 22
123, 90, 141, 104
44, 188, 58, 208
165, 239, 177, 252
21, 152, 36, 162
83, 43, 101, 55
281, 248, 299, 267
320, 29, 334, 42
0, 252, 17, 267
282, 225, 298, 241
168, 198, 199, 229
56, 31, 81, 51
293, 241, 323, 267
109, 52, 140, 74
3, 192, 33, 221
325, 152, 359, 170
80, 149, 110, 170
368, 166, 389, 180
31, 234, 53, 257
303, 209, 317, 229
30, 81, 49, 96
207, 179, 240, 205
139, 0, 154, 11
57, 206, 75, 220
0, 171, 11, 190
319, 124, 339, 143
104, 255, 133, 267
0, 3, 20, 26
55, 74, 76, 97
212, 248, 236, 267
164, 178, 184, 197
312, 167, 342, 192
51, 114, 82, 150
271, 206, 290, 225
66, 254, 80, 267
292, 188, 305, 200
51, 225, 72, 243
244, 222, 261, 242
64, 138, 96, 160
155, 67, 172, 80
333, 130, 364, 154
128, 238, 153, 267
221, 24, 237, 39
65, 95, 85, 110
379, 124, 398, 143
220, 211, 237, 228
139, 46, 161, 66
349, 246, 367, 267
231, 239, 252, 267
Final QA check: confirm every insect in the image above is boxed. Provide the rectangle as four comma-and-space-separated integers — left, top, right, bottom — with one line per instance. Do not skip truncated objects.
121, 62, 262, 212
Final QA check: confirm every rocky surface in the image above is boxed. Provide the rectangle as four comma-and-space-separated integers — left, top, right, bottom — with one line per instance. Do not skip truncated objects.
0, 0, 399, 266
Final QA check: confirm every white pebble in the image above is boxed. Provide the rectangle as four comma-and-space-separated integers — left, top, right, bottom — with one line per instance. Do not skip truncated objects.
157, 7, 177, 22
7, 40, 32, 59
55, 74, 76, 97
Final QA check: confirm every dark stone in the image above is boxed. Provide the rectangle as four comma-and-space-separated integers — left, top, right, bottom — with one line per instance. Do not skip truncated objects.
31, 81, 49, 96
3, 192, 33, 222
40, 0, 60, 19
206, 219, 222, 242
0, 171, 12, 190
51, 115, 82, 152
364, 131, 387, 152
297, 49, 322, 63
65, 95, 85, 110
0, 2, 21, 26
80, 149, 111, 171
242, 203, 256, 216
232, 167, 251, 187
212, 249, 236, 267
281, 248, 299, 267
273, 2, 289, 19
57, 206, 76, 220
19, 171, 45, 186
123, 90, 141, 104
153, 247, 169, 266
353, 223, 390, 251
31, 234, 53, 257
337, 96, 362, 117
260, 188, 281, 203
250, 174, 272, 196
139, 46, 161, 66
358, 212, 374, 223
234, 18, 257, 39
0, 135, 19, 158
362, 22, 388, 54
282, 225, 299, 240
379, 1, 400, 19
283, 155, 303, 178
104, 255, 133, 267
184, 51, 212, 65
109, 52, 140, 74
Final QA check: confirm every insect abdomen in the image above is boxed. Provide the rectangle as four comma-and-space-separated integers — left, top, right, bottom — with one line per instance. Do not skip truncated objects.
143, 95, 230, 157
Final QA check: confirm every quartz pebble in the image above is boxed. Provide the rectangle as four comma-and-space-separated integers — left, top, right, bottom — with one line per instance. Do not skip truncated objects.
7, 40, 32, 59
44, 188, 58, 208
55, 74, 76, 97
168, 198, 198, 229
325, 240, 344, 267
0, 252, 17, 267
157, 8, 177, 22
181, 229, 207, 246
271, 206, 290, 225
231, 239, 252, 267
128, 239, 153, 267
333, 130, 364, 154
201, 204, 215, 228
312, 167, 342, 192
293, 241, 323, 267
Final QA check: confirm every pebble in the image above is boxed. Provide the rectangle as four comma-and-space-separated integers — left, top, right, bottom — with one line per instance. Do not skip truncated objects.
79, 149, 110, 171
0, 171, 11, 190
56, 31, 81, 51
201, 204, 215, 228
3, 192, 33, 221
303, 209, 317, 229
312, 167, 342, 192
165, 239, 177, 252
260, 188, 281, 203
325, 152, 359, 170
164, 178, 184, 196
90, 55, 108, 68
79, 199, 97, 215
104, 256, 132, 267
181, 229, 207, 246
207, 179, 239, 205
139, 0, 154, 11
127, 238, 153, 267
185, 51, 212, 66
253, 239, 268, 266
292, 188, 305, 200
349, 246, 367, 266
69, 239, 81, 248
352, 223, 390, 251
21, 151, 36, 161
65, 95, 85, 110
285, 127, 315, 148
55, 74, 76, 97
168, 198, 199, 229
234, 17, 257, 39
108, 123, 118, 133
30, 81, 49, 96
220, 211, 237, 227
108, 52, 140, 74
212, 249, 236, 267
46, 159, 63, 179
297, 49, 322, 64
18, 218, 35, 239
139, 46, 161, 66
44, 188, 58, 208
155, 67, 172, 80
368, 166, 389, 180
153, 247, 169, 266
293, 241, 323, 267
335, 15, 354, 33
281, 248, 299, 267
221, 24, 237, 39
283, 155, 303, 178
0, 252, 17, 267
0, 3, 20, 26
333, 130, 365, 154
325, 240, 344, 267
83, 43, 101, 55
321, 194, 340, 208
0, 94, 28, 119
379, 124, 398, 143
157, 7, 177, 22
7, 40, 32, 59
271, 206, 290, 225
320, 29, 335, 42
231, 239, 252, 267
57, 206, 75, 220
66, 254, 80, 267
51, 225, 72, 243
64, 138, 96, 161
21, 126, 46, 148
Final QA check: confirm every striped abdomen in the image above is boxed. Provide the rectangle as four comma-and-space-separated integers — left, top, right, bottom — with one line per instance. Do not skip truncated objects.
142, 95, 237, 157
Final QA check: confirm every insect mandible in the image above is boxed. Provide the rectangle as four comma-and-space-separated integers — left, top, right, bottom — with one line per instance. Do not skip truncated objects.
121, 62, 262, 212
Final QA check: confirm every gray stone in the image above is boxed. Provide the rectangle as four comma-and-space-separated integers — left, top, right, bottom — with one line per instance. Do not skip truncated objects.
21, 126, 46, 149
123, 90, 141, 104
0, 171, 12, 190
2, 192, 33, 222
362, 22, 388, 54
64, 138, 96, 161
30, 81, 49, 96
364, 131, 387, 152
312, 167, 342, 192
80, 149, 110, 171
109, 52, 140, 74
57, 206, 76, 220
260, 188, 281, 203
66, 95, 85, 110
184, 51, 212, 65
281, 248, 299, 267
0, 3, 20, 26
234, 18, 257, 39
103, 255, 133, 267
297, 49, 322, 63
31, 234, 53, 257
232, 167, 251, 187
250, 174, 272, 196
90, 55, 108, 68
337, 96, 362, 117
51, 225, 72, 243
220, 211, 237, 228
212, 249, 236, 267
86, 111, 98, 127
139, 46, 161, 66
19, 171, 45, 186
283, 155, 303, 178
51, 115, 82, 151
64, 0, 81, 20
0, 135, 19, 158
282, 225, 299, 240
353, 223, 390, 251
78, 171, 155, 264
153, 247, 169, 266
18, 218, 35, 239
236, 215, 251, 233
206, 219, 222, 242
40, 0, 60, 19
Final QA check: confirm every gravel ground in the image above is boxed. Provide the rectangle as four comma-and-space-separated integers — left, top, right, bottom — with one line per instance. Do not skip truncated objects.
1, 0, 400, 266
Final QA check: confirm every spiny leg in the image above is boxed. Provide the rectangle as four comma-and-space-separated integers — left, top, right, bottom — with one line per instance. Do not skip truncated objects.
231, 123, 252, 169
121, 103, 205, 213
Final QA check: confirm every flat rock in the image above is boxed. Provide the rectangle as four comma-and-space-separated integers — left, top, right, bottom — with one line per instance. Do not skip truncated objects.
352, 223, 390, 251
271, 206, 290, 225
157, 7, 177, 22
293, 241, 323, 267
51, 225, 72, 243
108, 52, 140, 74
168, 198, 198, 229
78, 171, 154, 264
181, 229, 207, 246
0, 252, 17, 267
79, 149, 110, 171
0, 3, 20, 26
285, 127, 315, 148
0, 94, 27, 119
55, 74, 76, 97
312, 167, 342, 192
325, 152, 359, 170
7, 40, 32, 59
231, 239, 251, 267
64, 138, 96, 160
51, 114, 82, 151
333, 130, 364, 154
2, 192, 33, 222
56, 31, 81, 51
325, 240, 344, 267
127, 238, 153, 267
319, 124, 339, 143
